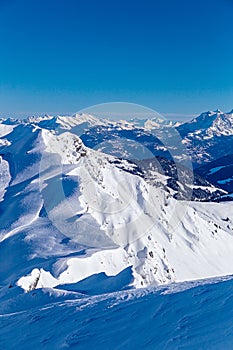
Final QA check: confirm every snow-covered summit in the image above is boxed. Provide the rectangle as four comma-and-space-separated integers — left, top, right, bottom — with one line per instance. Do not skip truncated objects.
177, 109, 233, 165
0, 118, 233, 296
179, 109, 233, 138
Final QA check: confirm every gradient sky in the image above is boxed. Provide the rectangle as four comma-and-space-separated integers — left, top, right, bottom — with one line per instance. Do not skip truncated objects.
0, 0, 233, 119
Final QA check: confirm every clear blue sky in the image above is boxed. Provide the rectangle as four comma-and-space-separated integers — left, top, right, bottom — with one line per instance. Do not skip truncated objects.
0, 0, 233, 119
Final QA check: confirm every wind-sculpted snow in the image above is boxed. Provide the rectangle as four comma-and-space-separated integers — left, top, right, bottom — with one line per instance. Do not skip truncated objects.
1, 276, 233, 349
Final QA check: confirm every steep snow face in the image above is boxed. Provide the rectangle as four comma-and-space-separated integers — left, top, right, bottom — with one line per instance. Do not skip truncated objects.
41, 129, 87, 164
0, 118, 233, 294
36, 130, 178, 287
10, 130, 233, 289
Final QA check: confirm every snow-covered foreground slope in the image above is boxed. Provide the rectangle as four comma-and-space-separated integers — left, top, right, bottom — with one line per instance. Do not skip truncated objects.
1, 276, 233, 350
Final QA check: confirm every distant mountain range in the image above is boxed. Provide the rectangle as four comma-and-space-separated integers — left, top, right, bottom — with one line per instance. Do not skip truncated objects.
1, 109, 232, 200
21, 109, 233, 170
177, 109, 233, 166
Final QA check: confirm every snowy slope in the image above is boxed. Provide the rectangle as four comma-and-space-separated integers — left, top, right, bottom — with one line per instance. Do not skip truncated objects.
0, 119, 233, 295
1, 115, 233, 349
1, 276, 233, 350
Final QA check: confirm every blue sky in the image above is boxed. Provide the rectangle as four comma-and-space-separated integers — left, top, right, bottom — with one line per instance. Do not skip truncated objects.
0, 0, 233, 119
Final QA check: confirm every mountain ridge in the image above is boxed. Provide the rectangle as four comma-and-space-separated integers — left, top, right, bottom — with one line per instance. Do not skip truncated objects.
0, 118, 233, 293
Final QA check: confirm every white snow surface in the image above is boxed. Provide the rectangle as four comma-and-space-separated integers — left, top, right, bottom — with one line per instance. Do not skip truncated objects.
0, 123, 16, 137
0, 117, 233, 294
1, 114, 233, 350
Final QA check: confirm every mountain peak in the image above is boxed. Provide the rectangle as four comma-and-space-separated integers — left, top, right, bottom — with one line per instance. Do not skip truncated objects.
214, 109, 223, 114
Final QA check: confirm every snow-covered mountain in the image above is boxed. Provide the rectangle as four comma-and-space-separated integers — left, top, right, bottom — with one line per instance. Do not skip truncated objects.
0, 117, 233, 292
1, 114, 233, 349
4, 109, 233, 169
136, 156, 226, 202
178, 109, 233, 138
178, 109, 233, 166
22, 111, 232, 199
